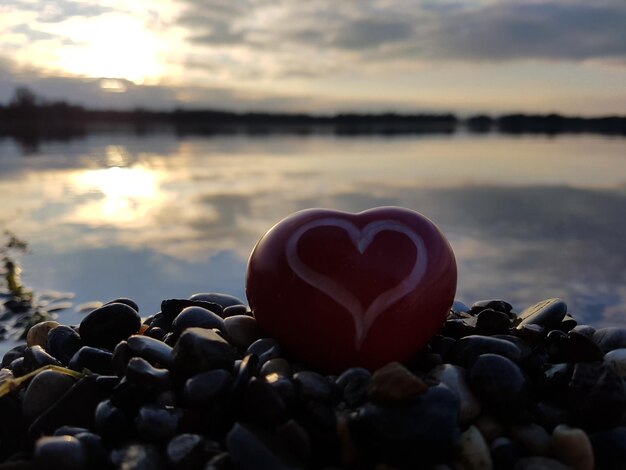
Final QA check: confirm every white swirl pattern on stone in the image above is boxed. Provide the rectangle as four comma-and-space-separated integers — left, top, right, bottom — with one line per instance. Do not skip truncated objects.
286, 218, 428, 350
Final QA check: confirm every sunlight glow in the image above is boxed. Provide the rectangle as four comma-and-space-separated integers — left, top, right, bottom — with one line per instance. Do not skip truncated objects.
54, 14, 163, 84
70, 166, 163, 226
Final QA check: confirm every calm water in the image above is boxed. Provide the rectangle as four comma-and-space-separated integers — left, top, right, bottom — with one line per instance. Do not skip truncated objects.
1, 132, 626, 330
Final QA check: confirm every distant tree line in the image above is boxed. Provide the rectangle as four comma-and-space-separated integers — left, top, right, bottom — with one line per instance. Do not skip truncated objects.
0, 87, 624, 145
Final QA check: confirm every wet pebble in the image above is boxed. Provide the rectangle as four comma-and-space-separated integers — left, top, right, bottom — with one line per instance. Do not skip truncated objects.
476, 309, 511, 335
173, 327, 236, 376
22, 369, 75, 421
550, 424, 594, 470
127, 334, 174, 368
68, 346, 113, 375
367, 362, 427, 404
26, 320, 59, 348
459, 425, 492, 470
224, 315, 263, 350
451, 335, 522, 367
468, 354, 529, 413
246, 338, 281, 364
184, 369, 232, 408
592, 327, 626, 353
46, 325, 83, 365
516, 298, 567, 330
293, 370, 334, 403
335, 367, 371, 408
172, 306, 224, 336
136, 405, 183, 443
603, 348, 626, 378
190, 292, 245, 310
429, 363, 481, 424
79, 302, 141, 350
260, 357, 292, 377
34, 436, 86, 470
166, 433, 212, 470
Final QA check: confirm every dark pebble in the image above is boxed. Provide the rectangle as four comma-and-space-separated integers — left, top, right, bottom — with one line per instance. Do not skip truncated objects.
223, 304, 250, 318
260, 357, 292, 377
125, 357, 171, 392
450, 335, 522, 366
173, 327, 236, 376
335, 367, 371, 408
22, 369, 75, 421
184, 369, 232, 408
516, 298, 567, 329
567, 362, 626, 428
476, 309, 512, 335
34, 436, 86, 470
104, 297, 139, 313
244, 376, 287, 427
293, 371, 334, 403
166, 433, 211, 470
172, 306, 224, 336
94, 399, 133, 443
161, 299, 223, 322
227, 422, 303, 470
110, 443, 167, 470
46, 325, 83, 365
75, 432, 109, 470
277, 419, 311, 461
470, 299, 514, 315
1, 344, 26, 368
264, 373, 297, 409
53, 426, 90, 437
68, 346, 113, 375
468, 353, 529, 412
224, 315, 263, 350
23, 345, 62, 371
592, 327, 626, 353
136, 405, 183, 443
79, 302, 141, 350
247, 338, 281, 364
367, 362, 427, 404
350, 385, 460, 466
111, 340, 133, 377
127, 334, 174, 368
189, 292, 245, 310
590, 426, 626, 470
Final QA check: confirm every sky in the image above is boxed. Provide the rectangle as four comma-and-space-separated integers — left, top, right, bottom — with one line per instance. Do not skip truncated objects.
1, 0, 625, 114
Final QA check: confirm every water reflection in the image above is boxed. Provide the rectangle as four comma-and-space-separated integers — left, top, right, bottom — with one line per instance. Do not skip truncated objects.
1, 133, 625, 329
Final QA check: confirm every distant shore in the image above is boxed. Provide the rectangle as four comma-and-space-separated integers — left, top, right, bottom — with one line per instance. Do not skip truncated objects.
1, 88, 625, 145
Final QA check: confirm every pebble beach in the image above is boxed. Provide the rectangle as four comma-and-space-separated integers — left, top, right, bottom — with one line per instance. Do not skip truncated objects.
1, 293, 626, 469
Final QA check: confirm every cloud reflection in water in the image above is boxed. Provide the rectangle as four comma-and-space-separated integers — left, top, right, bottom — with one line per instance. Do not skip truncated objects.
1, 134, 625, 326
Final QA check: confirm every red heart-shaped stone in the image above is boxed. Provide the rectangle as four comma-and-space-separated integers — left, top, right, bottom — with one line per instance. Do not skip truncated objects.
246, 207, 457, 372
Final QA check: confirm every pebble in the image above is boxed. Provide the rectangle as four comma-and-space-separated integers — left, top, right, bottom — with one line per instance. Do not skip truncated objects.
26, 320, 59, 348
603, 348, 626, 378
184, 369, 233, 408
46, 325, 83, 365
224, 315, 264, 350
459, 425, 492, 470
2, 293, 626, 469
590, 426, 626, 470
227, 422, 303, 470
367, 362, 427, 404
293, 370, 334, 403
476, 309, 511, 335
173, 327, 236, 376
189, 292, 245, 310
468, 354, 529, 413
68, 346, 113, 375
246, 338, 281, 364
592, 327, 626, 353
260, 357, 292, 377
172, 306, 224, 335
79, 302, 141, 350
104, 297, 139, 312
450, 335, 522, 366
429, 364, 481, 424
509, 423, 551, 456
516, 298, 567, 329
550, 424, 594, 470
34, 435, 86, 470
127, 334, 174, 368
136, 405, 183, 443
22, 369, 75, 421
567, 362, 626, 428
350, 385, 460, 466
335, 367, 371, 408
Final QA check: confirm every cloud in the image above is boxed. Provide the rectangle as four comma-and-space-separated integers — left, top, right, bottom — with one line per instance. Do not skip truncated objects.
176, 0, 626, 74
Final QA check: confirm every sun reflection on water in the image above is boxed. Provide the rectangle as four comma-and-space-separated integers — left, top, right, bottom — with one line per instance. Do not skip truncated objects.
70, 166, 163, 226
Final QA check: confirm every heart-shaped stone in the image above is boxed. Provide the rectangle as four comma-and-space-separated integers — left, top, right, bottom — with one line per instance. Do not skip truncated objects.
246, 207, 457, 372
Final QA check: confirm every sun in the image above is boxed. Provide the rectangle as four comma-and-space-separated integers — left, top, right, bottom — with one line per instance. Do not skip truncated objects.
54, 13, 163, 84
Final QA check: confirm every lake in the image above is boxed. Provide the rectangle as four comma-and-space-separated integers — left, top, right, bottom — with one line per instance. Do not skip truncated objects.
1, 131, 625, 331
